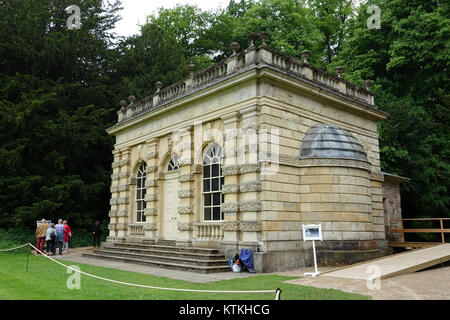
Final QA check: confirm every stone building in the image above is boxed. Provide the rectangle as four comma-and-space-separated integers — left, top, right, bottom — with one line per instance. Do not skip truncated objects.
105, 35, 404, 272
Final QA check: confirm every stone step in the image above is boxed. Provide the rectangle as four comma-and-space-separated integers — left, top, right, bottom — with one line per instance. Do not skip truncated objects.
86, 249, 228, 267
101, 245, 224, 259
82, 252, 230, 273
107, 242, 220, 255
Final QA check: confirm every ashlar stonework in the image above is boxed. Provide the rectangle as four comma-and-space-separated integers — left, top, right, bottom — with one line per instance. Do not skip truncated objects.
105, 35, 407, 272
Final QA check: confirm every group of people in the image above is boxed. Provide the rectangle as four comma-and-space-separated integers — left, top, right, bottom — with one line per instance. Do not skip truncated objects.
35, 219, 103, 256
35, 219, 72, 256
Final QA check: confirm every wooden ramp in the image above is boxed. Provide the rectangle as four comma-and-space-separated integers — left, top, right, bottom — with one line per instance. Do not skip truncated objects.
321, 243, 450, 280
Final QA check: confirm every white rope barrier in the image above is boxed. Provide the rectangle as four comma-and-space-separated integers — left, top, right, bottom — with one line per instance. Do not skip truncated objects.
0, 243, 30, 252
1, 243, 281, 299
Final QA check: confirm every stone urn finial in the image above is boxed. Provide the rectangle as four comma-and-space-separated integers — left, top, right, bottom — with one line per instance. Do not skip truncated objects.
259, 31, 269, 45
301, 50, 310, 63
363, 79, 372, 89
229, 42, 240, 55
188, 64, 195, 75
119, 100, 128, 108
128, 95, 136, 104
335, 66, 344, 78
155, 81, 163, 92
248, 32, 258, 47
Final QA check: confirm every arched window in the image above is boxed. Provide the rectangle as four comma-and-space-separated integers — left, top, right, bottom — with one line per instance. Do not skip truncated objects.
202, 143, 224, 221
167, 154, 179, 171
136, 163, 147, 222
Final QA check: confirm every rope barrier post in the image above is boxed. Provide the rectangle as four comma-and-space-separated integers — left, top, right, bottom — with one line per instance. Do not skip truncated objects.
275, 288, 282, 300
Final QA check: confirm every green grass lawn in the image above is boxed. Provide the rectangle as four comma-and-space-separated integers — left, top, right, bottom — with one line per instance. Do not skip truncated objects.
0, 252, 370, 300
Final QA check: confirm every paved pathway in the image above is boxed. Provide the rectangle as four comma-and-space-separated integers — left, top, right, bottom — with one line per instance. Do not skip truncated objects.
283, 265, 450, 300
52, 247, 255, 283
321, 243, 450, 280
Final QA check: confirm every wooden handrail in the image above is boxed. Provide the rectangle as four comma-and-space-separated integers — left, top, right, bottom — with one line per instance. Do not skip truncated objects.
390, 218, 449, 243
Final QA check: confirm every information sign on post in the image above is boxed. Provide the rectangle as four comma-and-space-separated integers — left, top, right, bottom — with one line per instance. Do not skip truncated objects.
302, 224, 322, 277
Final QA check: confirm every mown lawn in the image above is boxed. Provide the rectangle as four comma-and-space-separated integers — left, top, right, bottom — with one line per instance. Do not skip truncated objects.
0, 253, 370, 300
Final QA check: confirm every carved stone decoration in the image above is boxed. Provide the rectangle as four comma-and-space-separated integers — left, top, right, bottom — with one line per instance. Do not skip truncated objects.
119, 171, 130, 178
364, 79, 372, 89
259, 31, 269, 45
222, 184, 239, 194
335, 66, 344, 77
143, 223, 157, 231
222, 221, 240, 232
229, 42, 240, 55
144, 208, 157, 216
222, 202, 240, 213
178, 189, 194, 198
239, 221, 262, 232
155, 81, 163, 92
240, 200, 262, 212
111, 173, 119, 181
179, 173, 195, 182
177, 223, 193, 231
222, 165, 240, 176
248, 32, 258, 47
240, 181, 261, 193
188, 64, 195, 75
108, 211, 117, 218
224, 128, 241, 141
118, 184, 129, 192
111, 161, 121, 169
178, 206, 195, 215
146, 165, 158, 173
297, 158, 371, 171
239, 164, 261, 174
116, 210, 128, 217
144, 193, 158, 201
108, 223, 115, 230
145, 179, 158, 187
192, 164, 203, 174
119, 159, 130, 166
178, 157, 192, 166
301, 50, 310, 63
115, 223, 128, 231
146, 151, 158, 160
119, 100, 128, 108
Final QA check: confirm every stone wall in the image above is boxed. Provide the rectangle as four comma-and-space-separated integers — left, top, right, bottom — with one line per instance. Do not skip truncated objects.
382, 180, 404, 242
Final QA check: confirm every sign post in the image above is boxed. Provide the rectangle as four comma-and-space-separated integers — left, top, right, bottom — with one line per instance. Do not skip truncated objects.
302, 224, 322, 277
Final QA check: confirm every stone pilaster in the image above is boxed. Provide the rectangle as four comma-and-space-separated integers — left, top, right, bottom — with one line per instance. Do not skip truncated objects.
239, 106, 261, 244
117, 147, 131, 239
108, 147, 131, 241
144, 138, 159, 238
107, 148, 121, 241
222, 111, 241, 244
175, 126, 195, 245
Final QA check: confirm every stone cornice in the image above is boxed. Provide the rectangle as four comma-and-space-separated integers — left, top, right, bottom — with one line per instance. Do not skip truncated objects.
107, 45, 385, 135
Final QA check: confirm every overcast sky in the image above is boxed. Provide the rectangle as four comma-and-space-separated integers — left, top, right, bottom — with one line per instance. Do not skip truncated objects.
113, 0, 227, 37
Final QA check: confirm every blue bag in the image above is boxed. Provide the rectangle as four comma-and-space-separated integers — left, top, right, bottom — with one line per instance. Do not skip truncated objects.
239, 248, 256, 273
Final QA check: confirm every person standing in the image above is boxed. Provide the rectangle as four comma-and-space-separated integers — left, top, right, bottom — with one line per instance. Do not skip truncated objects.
63, 220, 72, 253
35, 219, 48, 255
45, 223, 56, 256
55, 219, 65, 255
91, 220, 102, 248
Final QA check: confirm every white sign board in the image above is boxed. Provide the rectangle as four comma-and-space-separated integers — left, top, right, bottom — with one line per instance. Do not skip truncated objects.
302, 224, 322, 241
36, 220, 52, 227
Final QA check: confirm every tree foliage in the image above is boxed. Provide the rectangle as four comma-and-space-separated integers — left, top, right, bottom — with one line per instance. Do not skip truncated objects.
0, 0, 448, 232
